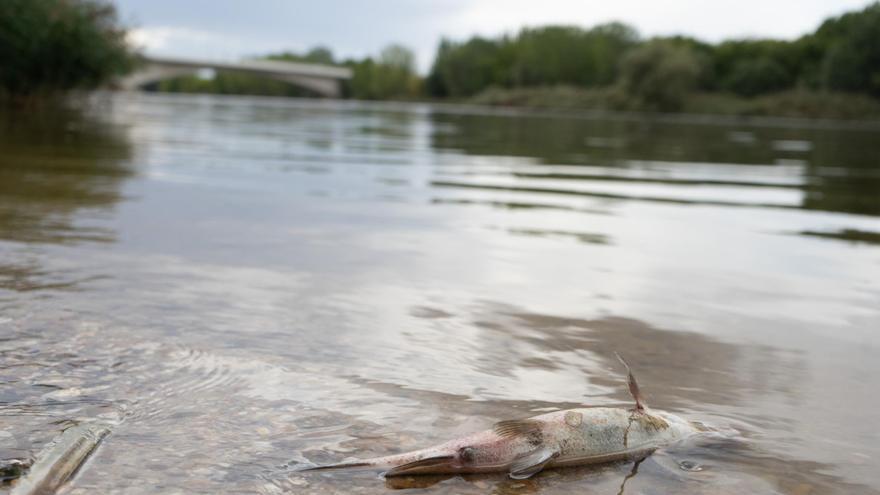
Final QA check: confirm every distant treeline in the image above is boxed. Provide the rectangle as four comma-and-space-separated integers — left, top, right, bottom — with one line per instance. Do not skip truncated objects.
426, 2, 880, 102
159, 2, 880, 114
4, 0, 880, 117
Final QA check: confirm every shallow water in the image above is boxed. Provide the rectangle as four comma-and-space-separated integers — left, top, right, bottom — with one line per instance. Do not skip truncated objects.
1, 93, 879, 494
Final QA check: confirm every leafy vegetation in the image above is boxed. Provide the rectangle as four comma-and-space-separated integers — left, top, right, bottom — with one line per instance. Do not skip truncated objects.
0, 0, 133, 100
617, 40, 703, 111
344, 44, 421, 99
816, 4, 880, 96
425, 2, 880, 113
426, 23, 637, 97
9, 0, 876, 118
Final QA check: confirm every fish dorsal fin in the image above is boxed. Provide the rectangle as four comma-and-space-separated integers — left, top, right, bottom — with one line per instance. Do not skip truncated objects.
615, 352, 646, 412
384, 455, 454, 476
493, 419, 543, 439
509, 447, 558, 479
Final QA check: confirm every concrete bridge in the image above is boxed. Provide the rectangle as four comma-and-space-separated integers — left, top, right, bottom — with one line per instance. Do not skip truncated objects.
119, 55, 353, 97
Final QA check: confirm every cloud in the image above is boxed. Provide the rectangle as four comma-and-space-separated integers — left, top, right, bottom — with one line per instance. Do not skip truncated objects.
116, 0, 875, 72
127, 26, 265, 61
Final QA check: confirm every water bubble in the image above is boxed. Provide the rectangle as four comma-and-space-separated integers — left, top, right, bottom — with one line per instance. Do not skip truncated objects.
678, 460, 703, 472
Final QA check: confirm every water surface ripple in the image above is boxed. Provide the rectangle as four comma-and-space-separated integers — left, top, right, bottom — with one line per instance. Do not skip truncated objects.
1, 93, 879, 494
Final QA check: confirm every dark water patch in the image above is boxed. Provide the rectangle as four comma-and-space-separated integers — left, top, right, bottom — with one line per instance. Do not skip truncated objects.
432, 180, 800, 210
507, 170, 804, 189
0, 260, 107, 293
463, 308, 753, 409
504, 228, 610, 245
0, 103, 133, 247
431, 197, 612, 216
796, 228, 880, 245
0, 459, 31, 484
410, 306, 454, 319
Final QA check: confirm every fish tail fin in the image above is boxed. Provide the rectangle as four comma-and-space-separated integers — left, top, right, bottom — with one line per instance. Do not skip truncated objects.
615, 352, 646, 412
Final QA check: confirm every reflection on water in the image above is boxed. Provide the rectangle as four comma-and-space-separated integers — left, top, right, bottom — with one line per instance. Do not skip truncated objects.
430, 112, 880, 216
0, 104, 133, 295
0, 104, 133, 244
1, 93, 879, 494
797, 228, 880, 245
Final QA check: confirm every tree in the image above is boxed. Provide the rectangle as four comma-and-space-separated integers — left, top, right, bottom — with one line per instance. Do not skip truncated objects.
427, 37, 508, 97
723, 57, 791, 96
0, 0, 134, 98
618, 40, 702, 111
511, 23, 637, 87
425, 23, 639, 97
818, 3, 880, 96
710, 39, 799, 95
347, 44, 420, 100
304, 46, 335, 65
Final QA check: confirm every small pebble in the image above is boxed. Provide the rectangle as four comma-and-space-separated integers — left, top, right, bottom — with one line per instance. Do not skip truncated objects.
679, 460, 703, 471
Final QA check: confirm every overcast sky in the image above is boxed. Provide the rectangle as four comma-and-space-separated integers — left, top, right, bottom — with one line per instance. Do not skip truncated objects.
117, 0, 871, 72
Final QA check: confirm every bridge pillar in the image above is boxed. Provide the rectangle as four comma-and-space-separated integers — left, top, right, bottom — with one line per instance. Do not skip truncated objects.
119, 64, 200, 90
271, 74, 342, 98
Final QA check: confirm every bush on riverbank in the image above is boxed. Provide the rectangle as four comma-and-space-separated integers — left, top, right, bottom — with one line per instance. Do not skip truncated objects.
468, 86, 880, 120
0, 0, 133, 102
430, 3, 880, 98
616, 40, 703, 111
685, 90, 880, 120
427, 2, 880, 117
345, 44, 422, 100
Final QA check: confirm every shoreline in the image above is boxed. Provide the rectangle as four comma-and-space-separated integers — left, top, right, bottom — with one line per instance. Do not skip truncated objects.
88, 90, 880, 131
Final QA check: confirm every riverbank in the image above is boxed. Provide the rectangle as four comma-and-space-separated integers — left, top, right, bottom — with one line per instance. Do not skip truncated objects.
468, 86, 880, 121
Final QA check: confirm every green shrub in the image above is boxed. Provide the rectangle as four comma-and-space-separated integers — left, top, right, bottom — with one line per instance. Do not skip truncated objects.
710, 39, 801, 93
427, 37, 509, 97
722, 57, 791, 96
0, 0, 134, 98
426, 23, 638, 97
618, 40, 702, 111
813, 3, 880, 96
347, 44, 421, 100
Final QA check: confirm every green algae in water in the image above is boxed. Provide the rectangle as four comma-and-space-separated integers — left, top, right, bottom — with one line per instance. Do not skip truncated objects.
0, 459, 31, 484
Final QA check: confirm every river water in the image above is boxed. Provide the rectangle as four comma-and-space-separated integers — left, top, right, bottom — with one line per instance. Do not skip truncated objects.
1, 93, 879, 494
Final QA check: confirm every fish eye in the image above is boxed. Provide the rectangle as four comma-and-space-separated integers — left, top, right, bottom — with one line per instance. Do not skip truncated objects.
458, 446, 476, 463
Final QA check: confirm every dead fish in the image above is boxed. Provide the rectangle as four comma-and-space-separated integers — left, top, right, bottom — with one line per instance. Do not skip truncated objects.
303, 354, 701, 479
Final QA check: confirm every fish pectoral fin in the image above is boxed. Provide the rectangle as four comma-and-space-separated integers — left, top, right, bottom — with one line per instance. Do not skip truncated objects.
508, 447, 559, 479
493, 419, 543, 439
384, 455, 455, 476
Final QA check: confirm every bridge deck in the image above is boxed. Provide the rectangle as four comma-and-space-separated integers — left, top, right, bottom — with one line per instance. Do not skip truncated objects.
143, 55, 352, 79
